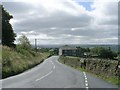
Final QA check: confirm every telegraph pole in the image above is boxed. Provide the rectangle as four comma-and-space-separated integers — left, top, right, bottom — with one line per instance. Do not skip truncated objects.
35, 39, 37, 52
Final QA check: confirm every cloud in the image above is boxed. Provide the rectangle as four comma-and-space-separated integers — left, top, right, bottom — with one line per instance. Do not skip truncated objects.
91, 1, 118, 25
2, 0, 118, 45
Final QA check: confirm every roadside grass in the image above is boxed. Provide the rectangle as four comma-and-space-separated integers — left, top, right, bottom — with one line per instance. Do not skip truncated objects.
0, 45, 2, 65
59, 56, 119, 85
77, 67, 119, 85
2, 46, 50, 78
0, 45, 2, 78
105, 76, 119, 85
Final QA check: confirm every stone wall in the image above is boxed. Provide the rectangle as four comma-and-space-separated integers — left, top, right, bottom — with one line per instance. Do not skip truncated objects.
59, 56, 119, 78
80, 58, 119, 77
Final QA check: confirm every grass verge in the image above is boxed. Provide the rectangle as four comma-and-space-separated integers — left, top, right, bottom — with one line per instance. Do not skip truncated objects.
2, 46, 50, 79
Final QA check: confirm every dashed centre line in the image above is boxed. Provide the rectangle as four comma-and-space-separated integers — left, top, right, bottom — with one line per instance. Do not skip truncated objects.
36, 70, 53, 81
36, 61, 55, 81
53, 65, 55, 69
51, 61, 56, 70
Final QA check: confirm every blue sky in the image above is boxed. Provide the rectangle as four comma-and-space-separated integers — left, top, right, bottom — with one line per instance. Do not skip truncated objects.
76, 1, 94, 11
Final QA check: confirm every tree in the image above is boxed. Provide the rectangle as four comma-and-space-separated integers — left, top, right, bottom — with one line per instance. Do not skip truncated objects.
2, 5, 16, 47
18, 35, 31, 50
91, 47, 117, 59
86, 48, 90, 52
76, 47, 84, 57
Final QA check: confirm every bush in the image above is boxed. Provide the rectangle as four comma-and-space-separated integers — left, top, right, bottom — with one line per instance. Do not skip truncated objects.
16, 45, 36, 57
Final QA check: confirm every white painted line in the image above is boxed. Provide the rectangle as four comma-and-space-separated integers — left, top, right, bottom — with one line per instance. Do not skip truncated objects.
85, 77, 87, 80
36, 70, 53, 81
50, 61, 54, 65
36, 60, 56, 81
86, 86, 89, 90
83, 72, 86, 74
83, 72, 85, 74
85, 83, 88, 86
85, 80, 88, 83
83, 72, 89, 90
51, 61, 55, 69
53, 65, 55, 69
50, 61, 56, 70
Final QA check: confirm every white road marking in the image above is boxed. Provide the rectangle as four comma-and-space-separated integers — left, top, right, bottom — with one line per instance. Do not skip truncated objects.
85, 83, 88, 86
86, 87, 89, 90
85, 80, 88, 83
36, 60, 55, 81
85, 77, 87, 80
51, 61, 54, 65
51, 61, 56, 70
36, 70, 53, 81
83, 72, 86, 75
83, 72, 89, 90
53, 65, 55, 69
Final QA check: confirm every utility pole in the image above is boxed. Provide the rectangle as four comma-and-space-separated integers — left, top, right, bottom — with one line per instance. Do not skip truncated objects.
35, 39, 37, 52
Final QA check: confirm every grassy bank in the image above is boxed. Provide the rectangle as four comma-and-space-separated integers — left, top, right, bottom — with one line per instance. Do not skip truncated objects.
0, 46, 2, 78
59, 56, 119, 85
0, 46, 2, 66
2, 46, 50, 79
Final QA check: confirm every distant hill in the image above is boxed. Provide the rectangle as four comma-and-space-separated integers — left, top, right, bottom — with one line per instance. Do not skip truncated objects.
36, 44, 118, 52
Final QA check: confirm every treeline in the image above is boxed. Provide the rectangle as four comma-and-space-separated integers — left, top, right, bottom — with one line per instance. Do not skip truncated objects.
77, 47, 118, 60
90, 47, 117, 59
53, 46, 118, 60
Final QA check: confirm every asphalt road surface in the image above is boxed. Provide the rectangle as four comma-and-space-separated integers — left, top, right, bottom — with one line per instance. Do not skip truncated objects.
1, 56, 119, 89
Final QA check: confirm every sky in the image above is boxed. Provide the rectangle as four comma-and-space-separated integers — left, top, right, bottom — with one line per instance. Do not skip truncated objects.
2, 0, 119, 45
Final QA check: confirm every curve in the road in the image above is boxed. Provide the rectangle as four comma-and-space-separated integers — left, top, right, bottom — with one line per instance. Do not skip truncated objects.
2, 56, 118, 89
36, 61, 55, 81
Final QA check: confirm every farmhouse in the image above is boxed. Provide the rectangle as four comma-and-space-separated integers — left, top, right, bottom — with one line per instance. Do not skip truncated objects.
59, 45, 77, 56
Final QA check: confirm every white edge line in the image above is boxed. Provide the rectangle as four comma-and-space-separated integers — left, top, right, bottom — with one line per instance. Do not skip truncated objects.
83, 72, 86, 74
85, 83, 88, 86
85, 80, 88, 83
83, 72, 89, 89
85, 77, 87, 80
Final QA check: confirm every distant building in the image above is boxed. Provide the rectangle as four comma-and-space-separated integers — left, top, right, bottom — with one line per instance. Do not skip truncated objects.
59, 45, 77, 56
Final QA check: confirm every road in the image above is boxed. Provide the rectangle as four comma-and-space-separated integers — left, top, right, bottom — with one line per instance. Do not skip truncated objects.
1, 56, 118, 89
